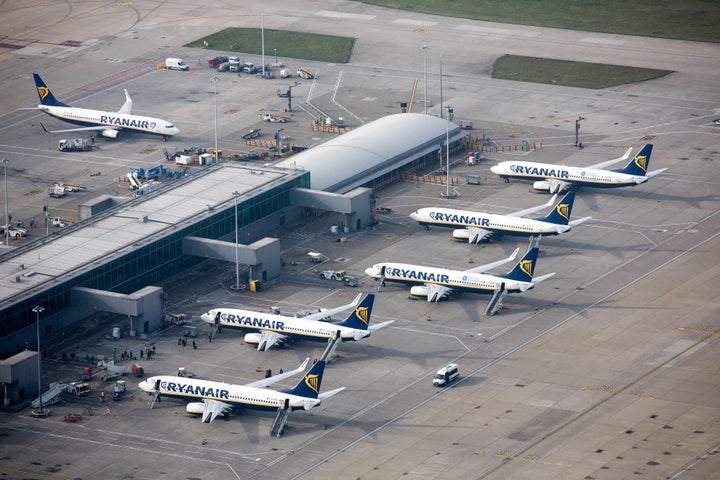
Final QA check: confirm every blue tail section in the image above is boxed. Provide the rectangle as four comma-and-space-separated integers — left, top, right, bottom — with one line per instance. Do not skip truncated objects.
535, 191, 575, 225
282, 360, 326, 399
335, 293, 374, 330
497, 247, 539, 283
614, 144, 653, 176
33, 73, 68, 107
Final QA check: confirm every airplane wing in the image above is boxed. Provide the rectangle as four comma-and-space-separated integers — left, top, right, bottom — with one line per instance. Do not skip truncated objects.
256, 330, 288, 351
465, 226, 492, 243
427, 283, 452, 302
201, 398, 233, 423
246, 357, 310, 388
118, 89, 133, 115
40, 121, 117, 134
545, 179, 572, 194
467, 247, 519, 274
587, 147, 633, 170
301, 293, 363, 322
509, 194, 557, 217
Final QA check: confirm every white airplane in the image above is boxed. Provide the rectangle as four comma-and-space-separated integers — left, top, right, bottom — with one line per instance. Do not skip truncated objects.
138, 355, 344, 424
200, 293, 393, 351
490, 144, 665, 193
365, 237, 554, 302
410, 191, 591, 243
31, 73, 180, 139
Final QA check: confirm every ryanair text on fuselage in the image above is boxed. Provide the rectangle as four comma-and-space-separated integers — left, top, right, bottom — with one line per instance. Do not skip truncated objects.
429, 211, 491, 226
220, 313, 286, 330
386, 266, 450, 283
100, 115, 155, 130
161, 380, 230, 399
509, 165, 571, 178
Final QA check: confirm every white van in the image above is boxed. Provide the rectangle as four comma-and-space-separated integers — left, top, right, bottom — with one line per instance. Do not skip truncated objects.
165, 58, 189, 71
433, 363, 459, 387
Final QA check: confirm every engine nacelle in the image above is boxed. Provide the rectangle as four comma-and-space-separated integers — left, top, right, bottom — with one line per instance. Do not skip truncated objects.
186, 402, 205, 415
409, 286, 428, 298
244, 333, 262, 345
532, 180, 551, 191
452, 229, 470, 241
101, 129, 120, 139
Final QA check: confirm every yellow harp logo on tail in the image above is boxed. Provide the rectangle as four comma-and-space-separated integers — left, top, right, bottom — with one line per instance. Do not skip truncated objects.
37, 86, 49, 101
519, 259, 533, 277
355, 306, 369, 325
556, 202, 570, 221
304, 373, 320, 393
634, 154, 648, 173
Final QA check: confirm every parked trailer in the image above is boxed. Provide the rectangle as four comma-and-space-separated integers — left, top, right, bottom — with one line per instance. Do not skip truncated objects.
59, 138, 92, 152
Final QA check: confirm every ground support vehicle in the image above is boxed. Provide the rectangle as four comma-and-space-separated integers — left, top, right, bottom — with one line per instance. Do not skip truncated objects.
59, 138, 92, 152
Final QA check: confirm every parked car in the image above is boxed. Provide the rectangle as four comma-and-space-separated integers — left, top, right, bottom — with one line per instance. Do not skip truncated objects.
7, 226, 26, 237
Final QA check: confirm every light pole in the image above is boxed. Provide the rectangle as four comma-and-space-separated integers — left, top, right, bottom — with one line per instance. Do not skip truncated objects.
233, 191, 241, 290
575, 116, 586, 147
2, 158, 9, 246
443, 105, 455, 198
439, 58, 443, 119
422, 44, 429, 115
260, 0, 265, 77
211, 76, 219, 161
32, 305, 47, 416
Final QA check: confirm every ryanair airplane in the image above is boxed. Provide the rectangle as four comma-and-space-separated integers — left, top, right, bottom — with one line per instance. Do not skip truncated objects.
490, 144, 664, 193
365, 237, 554, 303
410, 191, 591, 243
200, 293, 392, 351
31, 73, 179, 139
138, 355, 344, 424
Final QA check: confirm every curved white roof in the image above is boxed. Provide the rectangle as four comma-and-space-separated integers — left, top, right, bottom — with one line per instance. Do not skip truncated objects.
276, 113, 459, 192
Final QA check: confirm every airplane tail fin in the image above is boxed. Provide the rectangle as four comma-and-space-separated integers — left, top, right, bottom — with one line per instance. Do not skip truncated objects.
335, 293, 375, 330
614, 144, 653, 176
535, 191, 576, 225
498, 238, 542, 283
284, 360, 326, 399
33, 73, 68, 107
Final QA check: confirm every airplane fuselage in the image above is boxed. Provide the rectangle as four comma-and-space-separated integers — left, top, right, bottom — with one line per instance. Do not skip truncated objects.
200, 309, 368, 343
365, 262, 530, 294
410, 207, 565, 237
138, 376, 316, 412
39, 104, 179, 138
490, 161, 646, 188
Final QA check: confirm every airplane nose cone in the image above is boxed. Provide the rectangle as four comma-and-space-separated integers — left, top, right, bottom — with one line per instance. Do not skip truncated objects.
138, 380, 151, 391
409, 211, 420, 221
490, 164, 502, 174
364, 266, 378, 277
200, 313, 212, 324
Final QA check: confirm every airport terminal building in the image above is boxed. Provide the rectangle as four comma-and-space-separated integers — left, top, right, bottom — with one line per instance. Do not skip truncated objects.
0, 113, 462, 361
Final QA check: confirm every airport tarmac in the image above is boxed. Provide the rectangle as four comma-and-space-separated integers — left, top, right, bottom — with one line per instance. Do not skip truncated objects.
1, 1, 719, 480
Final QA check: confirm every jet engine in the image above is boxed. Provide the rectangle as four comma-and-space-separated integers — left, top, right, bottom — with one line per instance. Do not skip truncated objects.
186, 402, 205, 415
452, 229, 471, 241
101, 129, 120, 139
409, 286, 429, 298
532, 180, 552, 192
244, 333, 262, 345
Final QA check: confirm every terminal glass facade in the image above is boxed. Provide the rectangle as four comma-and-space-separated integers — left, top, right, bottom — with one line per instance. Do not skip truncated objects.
0, 172, 309, 356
